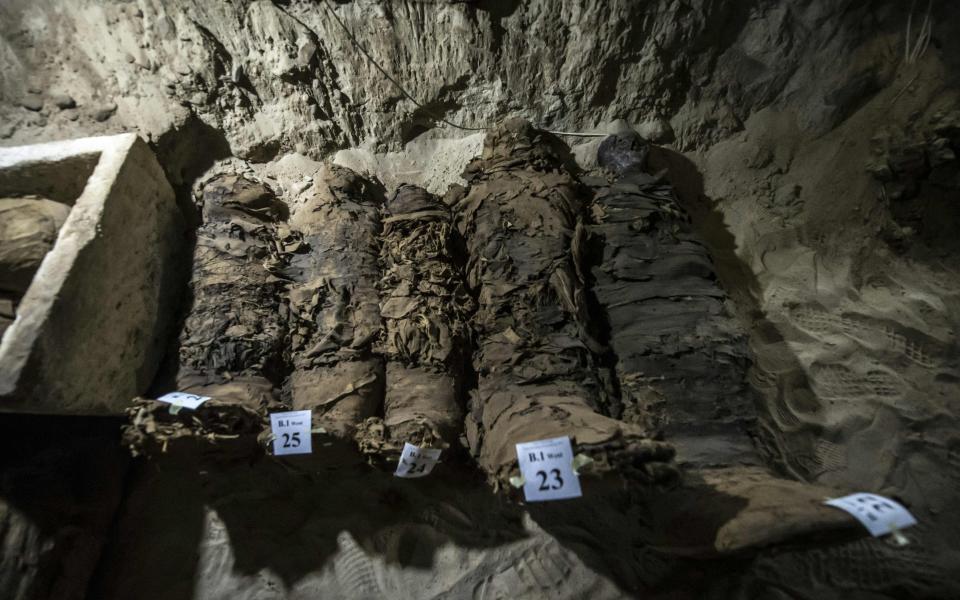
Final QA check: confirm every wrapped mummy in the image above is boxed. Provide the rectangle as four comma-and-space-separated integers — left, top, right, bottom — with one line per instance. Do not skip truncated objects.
286, 164, 384, 441
0, 196, 70, 337
358, 184, 474, 457
589, 132, 857, 554
124, 174, 288, 455
452, 119, 675, 487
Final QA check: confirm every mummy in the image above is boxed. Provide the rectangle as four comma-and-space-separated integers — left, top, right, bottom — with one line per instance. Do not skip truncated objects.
125, 174, 288, 455
363, 184, 473, 456
286, 164, 384, 441
452, 119, 675, 487
589, 132, 856, 554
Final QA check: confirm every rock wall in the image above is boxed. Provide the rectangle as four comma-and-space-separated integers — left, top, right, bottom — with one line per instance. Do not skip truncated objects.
4, 1, 953, 158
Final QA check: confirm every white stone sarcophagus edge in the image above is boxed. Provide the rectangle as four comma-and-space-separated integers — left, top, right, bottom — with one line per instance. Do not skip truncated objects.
0, 133, 183, 415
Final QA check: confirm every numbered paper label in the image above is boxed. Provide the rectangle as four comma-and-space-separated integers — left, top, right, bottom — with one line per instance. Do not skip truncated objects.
824, 493, 917, 537
395, 443, 441, 478
270, 410, 312, 456
516, 436, 582, 502
156, 391, 210, 410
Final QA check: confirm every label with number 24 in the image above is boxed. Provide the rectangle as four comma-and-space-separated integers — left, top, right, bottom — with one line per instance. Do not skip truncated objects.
395, 443, 441, 478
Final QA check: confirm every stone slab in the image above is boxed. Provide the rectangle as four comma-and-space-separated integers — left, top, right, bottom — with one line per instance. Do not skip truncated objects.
0, 134, 182, 415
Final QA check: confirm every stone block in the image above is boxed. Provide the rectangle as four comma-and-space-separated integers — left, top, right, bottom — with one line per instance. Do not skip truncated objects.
0, 134, 182, 415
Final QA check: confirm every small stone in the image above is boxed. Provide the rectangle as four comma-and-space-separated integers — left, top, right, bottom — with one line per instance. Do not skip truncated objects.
63, 109, 79, 121
92, 102, 117, 122
25, 113, 47, 128
51, 93, 76, 109
636, 117, 675, 143
866, 160, 893, 182
886, 182, 908, 201
19, 95, 43, 111
774, 183, 803, 207
155, 16, 174, 40
929, 137, 956, 167
887, 144, 927, 177
124, 53, 135, 64
290, 178, 313, 196
869, 130, 890, 148
745, 143, 773, 169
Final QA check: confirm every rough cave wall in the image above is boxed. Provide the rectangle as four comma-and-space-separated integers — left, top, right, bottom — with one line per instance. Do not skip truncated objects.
1, 0, 960, 597
3, 0, 941, 158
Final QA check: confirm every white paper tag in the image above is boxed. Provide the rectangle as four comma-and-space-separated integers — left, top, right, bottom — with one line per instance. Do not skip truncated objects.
824, 493, 917, 537
394, 443, 441, 478
516, 436, 582, 502
270, 410, 312, 456
155, 391, 210, 410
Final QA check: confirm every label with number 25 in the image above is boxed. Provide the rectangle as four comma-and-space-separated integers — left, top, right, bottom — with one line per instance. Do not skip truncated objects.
270, 410, 313, 456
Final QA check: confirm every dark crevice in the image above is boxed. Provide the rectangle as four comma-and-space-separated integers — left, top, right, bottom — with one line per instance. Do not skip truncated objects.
401, 74, 472, 144
190, 21, 231, 81
0, 415, 129, 600
83, 438, 147, 600
145, 115, 233, 395
473, 0, 522, 57
450, 221, 481, 457
574, 198, 627, 420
